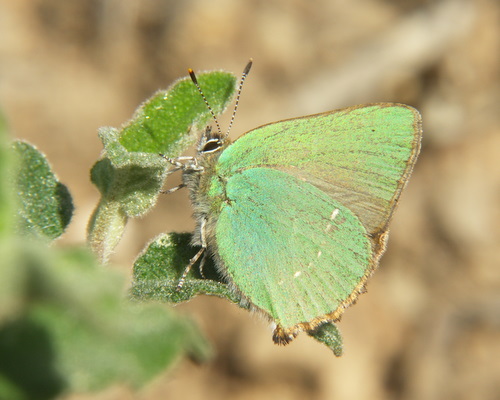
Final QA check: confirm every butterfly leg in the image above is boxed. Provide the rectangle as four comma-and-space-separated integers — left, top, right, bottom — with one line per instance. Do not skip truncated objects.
197, 217, 208, 279
176, 247, 205, 291
159, 157, 188, 194
160, 167, 186, 194
160, 183, 186, 194
176, 218, 207, 290
198, 253, 207, 279
159, 154, 203, 171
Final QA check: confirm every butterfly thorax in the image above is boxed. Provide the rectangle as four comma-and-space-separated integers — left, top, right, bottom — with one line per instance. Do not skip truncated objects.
182, 127, 231, 247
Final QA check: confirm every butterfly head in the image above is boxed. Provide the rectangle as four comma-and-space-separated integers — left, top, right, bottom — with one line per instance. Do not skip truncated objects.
197, 126, 227, 155
190, 59, 252, 158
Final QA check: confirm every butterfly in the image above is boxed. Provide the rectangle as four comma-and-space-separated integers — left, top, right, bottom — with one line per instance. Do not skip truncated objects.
163, 60, 422, 345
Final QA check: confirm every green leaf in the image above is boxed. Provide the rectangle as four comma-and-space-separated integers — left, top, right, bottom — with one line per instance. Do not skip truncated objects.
0, 241, 211, 398
88, 71, 237, 263
11, 141, 73, 241
91, 127, 169, 217
87, 127, 167, 263
119, 71, 237, 154
131, 233, 242, 305
308, 323, 343, 356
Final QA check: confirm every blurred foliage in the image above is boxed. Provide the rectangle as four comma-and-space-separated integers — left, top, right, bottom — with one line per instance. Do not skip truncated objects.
11, 141, 73, 241
0, 110, 216, 398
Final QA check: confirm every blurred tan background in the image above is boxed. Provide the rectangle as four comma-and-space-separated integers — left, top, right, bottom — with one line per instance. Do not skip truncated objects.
1, 0, 499, 399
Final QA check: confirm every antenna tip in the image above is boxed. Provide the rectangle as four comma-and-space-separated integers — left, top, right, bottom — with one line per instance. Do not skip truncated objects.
244, 59, 253, 75
188, 68, 198, 84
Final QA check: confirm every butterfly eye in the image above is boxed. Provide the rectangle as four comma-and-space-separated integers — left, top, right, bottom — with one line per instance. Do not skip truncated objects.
201, 138, 223, 154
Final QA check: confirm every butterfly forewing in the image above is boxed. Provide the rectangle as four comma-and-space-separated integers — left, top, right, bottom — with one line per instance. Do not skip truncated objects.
215, 104, 422, 235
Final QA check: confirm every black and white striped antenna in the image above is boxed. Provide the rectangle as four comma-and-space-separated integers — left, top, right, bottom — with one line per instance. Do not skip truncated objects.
188, 59, 253, 138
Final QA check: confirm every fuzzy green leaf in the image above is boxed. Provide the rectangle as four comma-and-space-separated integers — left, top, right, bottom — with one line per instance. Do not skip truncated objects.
120, 71, 237, 154
131, 233, 242, 305
11, 141, 73, 241
91, 127, 169, 217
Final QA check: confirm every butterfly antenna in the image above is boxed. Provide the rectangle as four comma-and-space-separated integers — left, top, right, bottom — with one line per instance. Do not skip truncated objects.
188, 68, 223, 136
225, 59, 253, 139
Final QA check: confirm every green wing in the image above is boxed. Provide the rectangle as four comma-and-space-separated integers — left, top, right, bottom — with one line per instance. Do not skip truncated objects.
216, 104, 422, 235
213, 168, 372, 329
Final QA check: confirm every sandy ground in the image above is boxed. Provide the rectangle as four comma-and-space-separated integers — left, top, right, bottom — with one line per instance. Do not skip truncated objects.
1, 0, 499, 399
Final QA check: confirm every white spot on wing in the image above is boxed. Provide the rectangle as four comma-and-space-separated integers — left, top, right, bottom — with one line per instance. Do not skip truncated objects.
294, 271, 302, 278
324, 208, 340, 233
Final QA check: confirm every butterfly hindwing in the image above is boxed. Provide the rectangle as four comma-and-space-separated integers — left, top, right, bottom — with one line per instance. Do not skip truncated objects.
210, 167, 373, 330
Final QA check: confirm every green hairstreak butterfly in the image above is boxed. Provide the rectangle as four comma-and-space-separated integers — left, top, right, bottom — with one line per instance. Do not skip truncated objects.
164, 60, 422, 345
